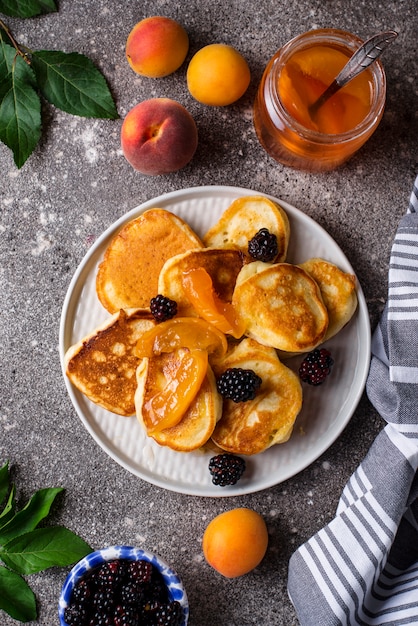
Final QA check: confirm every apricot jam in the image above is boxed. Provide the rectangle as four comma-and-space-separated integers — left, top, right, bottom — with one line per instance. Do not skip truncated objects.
253, 29, 386, 171
182, 267, 245, 338
144, 348, 208, 433
135, 317, 228, 358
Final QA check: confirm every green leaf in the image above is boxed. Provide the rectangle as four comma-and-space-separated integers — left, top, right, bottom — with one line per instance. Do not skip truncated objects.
0, 487, 63, 544
0, 0, 57, 18
0, 42, 35, 86
1, 526, 92, 574
0, 40, 15, 83
0, 77, 41, 167
0, 484, 16, 530
0, 45, 41, 167
0, 461, 10, 507
0, 565, 37, 622
31, 50, 119, 119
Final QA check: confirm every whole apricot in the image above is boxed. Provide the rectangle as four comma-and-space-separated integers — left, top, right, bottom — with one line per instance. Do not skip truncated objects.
126, 16, 189, 78
187, 43, 251, 106
202, 508, 268, 578
121, 98, 198, 175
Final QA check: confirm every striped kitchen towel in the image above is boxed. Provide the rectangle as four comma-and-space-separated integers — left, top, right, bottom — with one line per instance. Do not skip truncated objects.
287, 175, 418, 626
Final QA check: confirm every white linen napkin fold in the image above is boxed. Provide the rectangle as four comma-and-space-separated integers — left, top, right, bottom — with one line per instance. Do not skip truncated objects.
287, 175, 418, 626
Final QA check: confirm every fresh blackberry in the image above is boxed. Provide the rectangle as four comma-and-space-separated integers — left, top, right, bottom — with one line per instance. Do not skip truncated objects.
209, 454, 246, 486
153, 600, 183, 625
88, 615, 113, 626
150, 295, 177, 322
114, 604, 140, 625
248, 228, 278, 262
71, 578, 92, 605
146, 571, 169, 605
299, 348, 334, 385
120, 581, 142, 606
127, 559, 153, 585
217, 367, 262, 402
142, 599, 181, 625
96, 559, 126, 589
92, 589, 116, 613
64, 603, 90, 625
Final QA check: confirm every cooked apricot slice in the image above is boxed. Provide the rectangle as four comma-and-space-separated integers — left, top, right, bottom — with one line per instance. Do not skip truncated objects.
182, 267, 245, 338
135, 317, 228, 357
145, 348, 208, 433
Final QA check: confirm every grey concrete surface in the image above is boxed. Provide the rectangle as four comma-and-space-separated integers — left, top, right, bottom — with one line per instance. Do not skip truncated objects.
0, 1, 417, 624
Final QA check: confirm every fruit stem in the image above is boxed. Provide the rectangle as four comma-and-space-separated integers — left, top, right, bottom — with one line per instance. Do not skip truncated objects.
0, 19, 32, 65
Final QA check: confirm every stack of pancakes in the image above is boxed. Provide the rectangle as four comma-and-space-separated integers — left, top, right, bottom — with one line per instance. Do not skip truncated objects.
65, 197, 357, 456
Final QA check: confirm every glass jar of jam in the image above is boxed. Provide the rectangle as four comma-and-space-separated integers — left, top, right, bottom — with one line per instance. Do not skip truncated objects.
253, 29, 386, 172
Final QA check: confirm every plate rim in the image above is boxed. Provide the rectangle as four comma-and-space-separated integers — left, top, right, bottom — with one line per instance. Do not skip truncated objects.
59, 185, 371, 497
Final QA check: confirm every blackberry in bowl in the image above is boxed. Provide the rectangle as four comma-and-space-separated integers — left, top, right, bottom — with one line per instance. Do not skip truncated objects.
58, 545, 188, 625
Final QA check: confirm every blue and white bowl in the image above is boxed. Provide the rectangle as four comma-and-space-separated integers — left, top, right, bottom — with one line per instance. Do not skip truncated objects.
58, 545, 189, 625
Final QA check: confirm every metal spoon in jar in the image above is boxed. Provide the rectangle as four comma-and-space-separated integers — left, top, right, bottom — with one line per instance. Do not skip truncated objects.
308, 30, 398, 118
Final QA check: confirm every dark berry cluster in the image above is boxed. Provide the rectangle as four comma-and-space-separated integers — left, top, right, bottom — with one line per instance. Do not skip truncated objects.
217, 367, 262, 402
150, 295, 178, 322
248, 228, 278, 262
209, 454, 246, 486
63, 559, 182, 626
299, 348, 334, 386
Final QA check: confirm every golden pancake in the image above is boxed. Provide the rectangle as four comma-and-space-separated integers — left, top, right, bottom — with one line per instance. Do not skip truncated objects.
96, 209, 203, 313
158, 247, 246, 317
232, 262, 329, 352
203, 195, 290, 262
211, 338, 302, 455
64, 308, 156, 416
299, 258, 357, 341
135, 351, 221, 451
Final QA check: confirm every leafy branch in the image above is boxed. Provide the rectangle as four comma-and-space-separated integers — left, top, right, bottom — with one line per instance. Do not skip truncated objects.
0, 0, 118, 168
0, 461, 92, 623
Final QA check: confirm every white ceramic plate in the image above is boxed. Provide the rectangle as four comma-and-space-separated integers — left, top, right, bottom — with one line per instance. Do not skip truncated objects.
59, 186, 370, 497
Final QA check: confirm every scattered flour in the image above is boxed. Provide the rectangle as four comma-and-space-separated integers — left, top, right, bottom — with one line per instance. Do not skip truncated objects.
31, 231, 52, 256
80, 123, 100, 164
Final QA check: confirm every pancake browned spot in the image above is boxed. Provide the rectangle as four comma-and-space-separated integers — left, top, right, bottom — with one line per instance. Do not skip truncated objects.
232, 262, 329, 353
64, 308, 155, 416
211, 338, 302, 455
